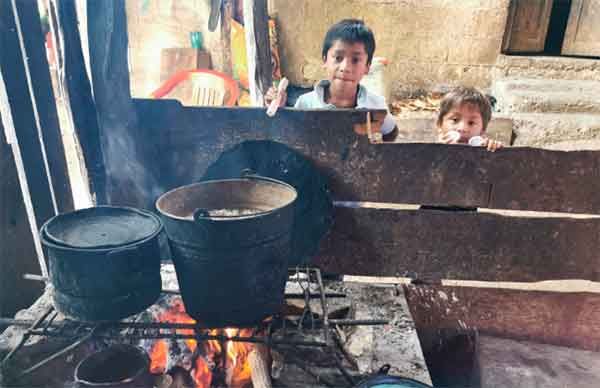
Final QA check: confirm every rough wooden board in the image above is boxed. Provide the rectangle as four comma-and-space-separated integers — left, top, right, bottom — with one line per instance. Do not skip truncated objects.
87, 0, 162, 208
315, 205, 600, 282
0, 0, 56, 227
394, 117, 513, 145
131, 100, 600, 214
243, 0, 272, 105
53, 0, 106, 203
478, 335, 600, 388
404, 284, 600, 352
13, 1, 74, 214
0, 141, 43, 317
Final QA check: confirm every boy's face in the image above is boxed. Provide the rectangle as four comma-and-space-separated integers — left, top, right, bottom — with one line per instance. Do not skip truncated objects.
438, 103, 485, 143
323, 40, 370, 96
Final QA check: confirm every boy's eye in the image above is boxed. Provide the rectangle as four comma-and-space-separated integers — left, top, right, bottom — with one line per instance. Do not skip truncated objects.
352, 57, 360, 64
468, 121, 475, 126
335, 56, 343, 62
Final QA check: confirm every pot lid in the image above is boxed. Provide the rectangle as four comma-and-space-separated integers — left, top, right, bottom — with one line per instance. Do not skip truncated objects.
201, 140, 333, 265
42, 206, 162, 249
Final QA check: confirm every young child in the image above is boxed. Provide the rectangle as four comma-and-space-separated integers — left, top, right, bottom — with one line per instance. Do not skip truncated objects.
266, 19, 397, 141
436, 86, 502, 152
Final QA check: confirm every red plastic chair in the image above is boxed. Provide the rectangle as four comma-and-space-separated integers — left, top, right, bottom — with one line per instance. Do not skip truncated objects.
150, 69, 240, 107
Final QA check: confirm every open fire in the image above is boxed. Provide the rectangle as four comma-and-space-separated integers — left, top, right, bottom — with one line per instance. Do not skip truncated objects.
147, 298, 255, 388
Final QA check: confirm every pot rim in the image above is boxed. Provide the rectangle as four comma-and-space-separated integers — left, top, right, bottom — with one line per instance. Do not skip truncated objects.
73, 344, 150, 387
155, 177, 298, 222
40, 206, 163, 252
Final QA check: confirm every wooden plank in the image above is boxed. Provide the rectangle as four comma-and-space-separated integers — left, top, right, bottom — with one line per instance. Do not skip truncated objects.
132, 100, 600, 214
243, 0, 272, 106
86, 0, 160, 209
562, 0, 600, 57
315, 205, 600, 282
0, 0, 56, 228
0, 128, 43, 317
404, 284, 600, 352
51, 0, 105, 204
13, 0, 74, 214
478, 335, 600, 388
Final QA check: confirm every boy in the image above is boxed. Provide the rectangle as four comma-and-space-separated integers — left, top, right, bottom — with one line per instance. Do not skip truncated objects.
266, 19, 397, 141
436, 86, 502, 152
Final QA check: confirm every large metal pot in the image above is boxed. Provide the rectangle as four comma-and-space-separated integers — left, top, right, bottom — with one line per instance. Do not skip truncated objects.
41, 206, 163, 322
156, 176, 297, 327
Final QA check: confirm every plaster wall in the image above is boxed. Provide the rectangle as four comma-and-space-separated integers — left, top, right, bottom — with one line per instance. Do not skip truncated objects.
125, 0, 229, 97
270, 0, 511, 97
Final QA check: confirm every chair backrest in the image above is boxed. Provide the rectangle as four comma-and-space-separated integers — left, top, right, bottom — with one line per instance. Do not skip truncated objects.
190, 72, 225, 106
150, 69, 240, 107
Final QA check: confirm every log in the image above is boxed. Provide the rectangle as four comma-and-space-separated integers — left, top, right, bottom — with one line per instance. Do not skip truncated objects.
249, 344, 272, 388
315, 204, 600, 282
404, 284, 600, 352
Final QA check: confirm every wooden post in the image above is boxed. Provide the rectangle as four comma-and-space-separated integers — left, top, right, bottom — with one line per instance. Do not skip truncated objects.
49, 0, 106, 204
243, 0, 272, 106
0, 70, 48, 280
0, 0, 57, 227
12, 0, 75, 214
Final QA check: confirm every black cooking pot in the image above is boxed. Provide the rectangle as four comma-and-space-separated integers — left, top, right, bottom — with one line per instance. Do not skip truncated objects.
354, 365, 434, 388
156, 176, 297, 327
74, 345, 152, 388
41, 206, 163, 322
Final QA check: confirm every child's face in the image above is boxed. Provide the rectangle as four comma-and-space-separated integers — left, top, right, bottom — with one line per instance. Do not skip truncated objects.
323, 40, 370, 96
438, 103, 485, 143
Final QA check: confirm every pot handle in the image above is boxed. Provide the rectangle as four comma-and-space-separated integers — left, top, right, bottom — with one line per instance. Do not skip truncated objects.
241, 168, 286, 185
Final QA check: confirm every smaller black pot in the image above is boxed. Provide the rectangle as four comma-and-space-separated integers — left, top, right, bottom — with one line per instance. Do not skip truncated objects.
354, 365, 433, 388
74, 345, 151, 388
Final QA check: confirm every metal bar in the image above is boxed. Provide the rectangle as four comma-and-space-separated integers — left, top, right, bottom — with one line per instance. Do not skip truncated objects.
1, 306, 53, 365
329, 319, 388, 326
284, 292, 346, 299
314, 268, 330, 344
13, 329, 95, 381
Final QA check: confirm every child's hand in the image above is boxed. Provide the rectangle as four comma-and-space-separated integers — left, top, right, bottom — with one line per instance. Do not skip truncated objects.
264, 86, 287, 107
438, 131, 460, 144
484, 137, 503, 152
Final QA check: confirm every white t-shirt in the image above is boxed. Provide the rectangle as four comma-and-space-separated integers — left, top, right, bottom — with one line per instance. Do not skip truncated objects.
293, 80, 396, 135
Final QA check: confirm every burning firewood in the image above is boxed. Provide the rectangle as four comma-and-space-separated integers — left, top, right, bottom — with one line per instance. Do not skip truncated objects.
248, 344, 272, 388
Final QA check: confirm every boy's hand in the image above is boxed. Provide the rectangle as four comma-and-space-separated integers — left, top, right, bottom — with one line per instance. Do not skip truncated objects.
484, 138, 503, 152
264, 86, 287, 107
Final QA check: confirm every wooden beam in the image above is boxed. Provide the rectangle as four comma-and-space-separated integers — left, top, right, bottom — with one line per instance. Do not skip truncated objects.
13, 0, 74, 213
51, 0, 105, 204
86, 0, 160, 209
132, 101, 600, 215
404, 284, 600, 352
0, 0, 56, 228
315, 205, 600, 282
243, 0, 272, 106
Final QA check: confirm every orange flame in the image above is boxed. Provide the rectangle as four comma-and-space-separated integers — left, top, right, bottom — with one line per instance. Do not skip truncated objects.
147, 298, 255, 387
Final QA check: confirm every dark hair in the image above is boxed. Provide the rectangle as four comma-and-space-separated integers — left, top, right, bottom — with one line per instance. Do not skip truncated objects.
322, 19, 376, 65
436, 86, 493, 131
